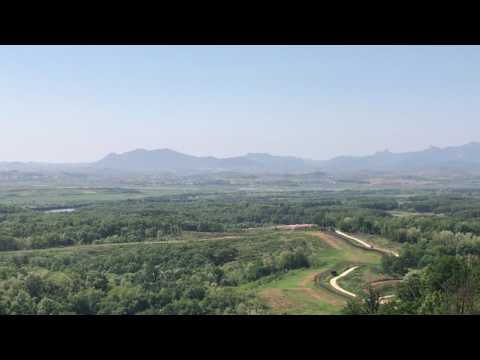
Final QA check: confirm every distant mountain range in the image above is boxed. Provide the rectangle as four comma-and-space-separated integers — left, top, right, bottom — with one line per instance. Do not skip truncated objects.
95, 149, 313, 174
318, 142, 480, 174
94, 142, 480, 175
3, 142, 480, 175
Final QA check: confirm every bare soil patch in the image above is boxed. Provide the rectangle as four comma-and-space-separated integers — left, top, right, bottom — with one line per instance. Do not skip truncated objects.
367, 279, 401, 290
259, 289, 300, 313
293, 288, 345, 306
299, 272, 345, 305
309, 231, 344, 249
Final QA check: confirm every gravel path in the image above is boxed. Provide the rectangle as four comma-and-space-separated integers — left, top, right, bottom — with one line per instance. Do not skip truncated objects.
329, 266, 359, 298
327, 230, 400, 303
334, 230, 399, 257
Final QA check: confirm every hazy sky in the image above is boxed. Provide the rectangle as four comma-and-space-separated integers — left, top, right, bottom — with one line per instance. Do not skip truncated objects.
2, 45, 480, 163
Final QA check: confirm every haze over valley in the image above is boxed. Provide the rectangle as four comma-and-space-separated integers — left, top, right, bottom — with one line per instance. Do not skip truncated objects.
2, 46, 480, 316
3, 141, 480, 175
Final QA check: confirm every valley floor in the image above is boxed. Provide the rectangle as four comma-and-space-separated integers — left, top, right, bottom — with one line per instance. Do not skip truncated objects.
0, 226, 397, 315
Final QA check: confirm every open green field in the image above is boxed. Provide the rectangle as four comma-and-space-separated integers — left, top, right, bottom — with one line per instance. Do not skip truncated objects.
251, 231, 390, 314
335, 264, 384, 295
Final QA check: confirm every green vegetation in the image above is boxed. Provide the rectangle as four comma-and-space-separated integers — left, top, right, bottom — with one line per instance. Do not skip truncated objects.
335, 265, 384, 295
3, 184, 480, 314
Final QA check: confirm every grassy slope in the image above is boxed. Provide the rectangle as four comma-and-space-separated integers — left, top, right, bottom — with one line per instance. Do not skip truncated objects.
254, 231, 391, 315
254, 268, 344, 314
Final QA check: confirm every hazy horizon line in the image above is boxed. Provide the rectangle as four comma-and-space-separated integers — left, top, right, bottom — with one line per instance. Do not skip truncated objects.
1, 140, 479, 165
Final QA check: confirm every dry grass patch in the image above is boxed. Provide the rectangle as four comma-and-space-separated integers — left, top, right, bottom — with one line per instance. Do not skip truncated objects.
259, 288, 301, 314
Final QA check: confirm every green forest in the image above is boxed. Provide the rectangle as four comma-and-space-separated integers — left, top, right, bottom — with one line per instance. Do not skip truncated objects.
2, 187, 480, 314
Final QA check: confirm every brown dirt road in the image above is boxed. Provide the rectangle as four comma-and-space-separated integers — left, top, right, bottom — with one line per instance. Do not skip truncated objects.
2, 235, 243, 255
309, 231, 344, 250
309, 230, 400, 303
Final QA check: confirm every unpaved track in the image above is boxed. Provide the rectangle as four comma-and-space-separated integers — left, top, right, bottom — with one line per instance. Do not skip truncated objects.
329, 266, 359, 298
325, 230, 400, 303
298, 272, 343, 304
367, 279, 401, 289
335, 230, 373, 249
329, 266, 396, 304
2, 235, 242, 255
309, 231, 344, 250
334, 230, 399, 257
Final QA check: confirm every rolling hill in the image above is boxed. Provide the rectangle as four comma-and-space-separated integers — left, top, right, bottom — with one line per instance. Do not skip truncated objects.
94, 149, 315, 174
320, 142, 480, 174
3, 142, 480, 175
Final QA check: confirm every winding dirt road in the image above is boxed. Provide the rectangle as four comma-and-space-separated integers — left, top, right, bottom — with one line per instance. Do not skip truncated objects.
335, 230, 373, 249
3, 235, 242, 255
329, 266, 395, 303
329, 266, 359, 298
326, 230, 400, 303
334, 230, 399, 257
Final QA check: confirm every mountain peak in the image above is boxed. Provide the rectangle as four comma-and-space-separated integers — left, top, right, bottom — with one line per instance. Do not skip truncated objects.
94, 148, 317, 174
246, 153, 273, 158
374, 148, 392, 156
129, 148, 148, 153
92, 141, 480, 175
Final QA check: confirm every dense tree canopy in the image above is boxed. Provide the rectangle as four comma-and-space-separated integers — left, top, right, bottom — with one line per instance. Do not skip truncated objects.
3, 189, 480, 314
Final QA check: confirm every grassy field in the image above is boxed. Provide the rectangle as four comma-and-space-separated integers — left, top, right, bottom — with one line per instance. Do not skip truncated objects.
255, 268, 346, 314
253, 230, 392, 315
335, 264, 385, 295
